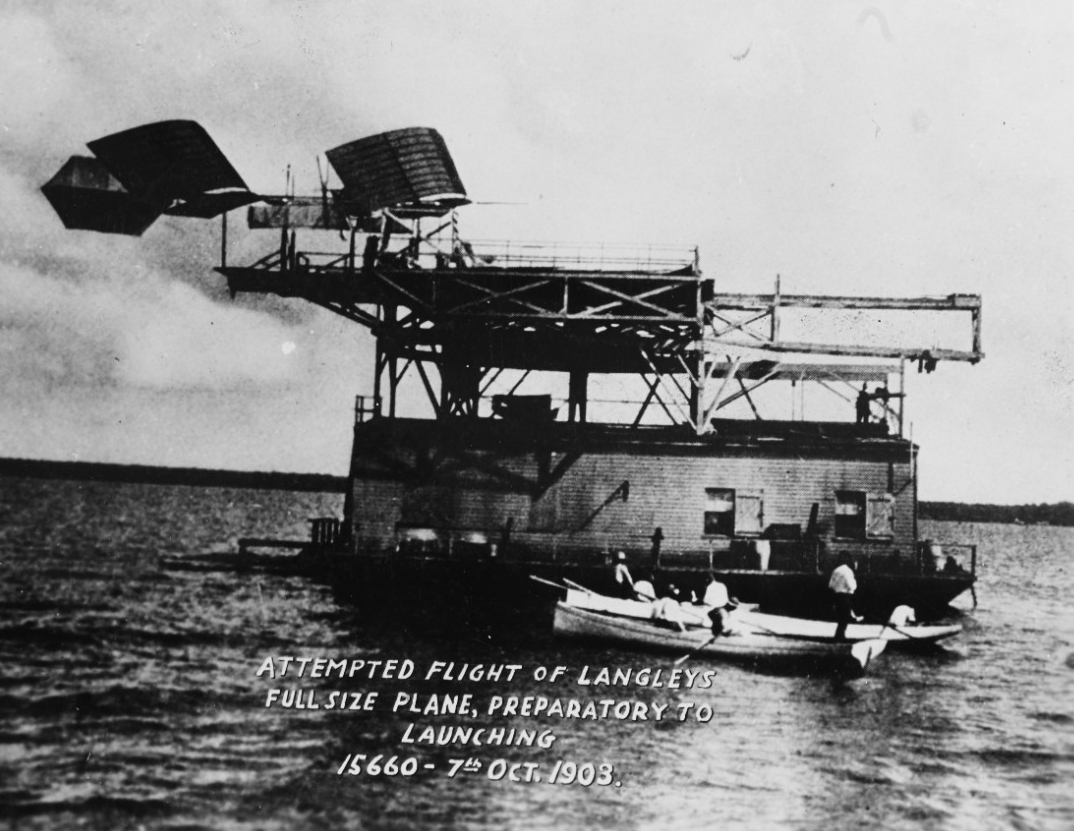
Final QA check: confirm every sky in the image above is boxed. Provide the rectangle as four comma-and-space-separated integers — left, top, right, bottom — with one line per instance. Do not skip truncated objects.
0, 1, 1071, 503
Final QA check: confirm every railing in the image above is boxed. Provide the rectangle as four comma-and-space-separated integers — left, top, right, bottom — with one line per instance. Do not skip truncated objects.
916, 541, 977, 576
309, 517, 343, 547
438, 239, 699, 273
357, 531, 981, 585
236, 517, 345, 555
237, 239, 699, 276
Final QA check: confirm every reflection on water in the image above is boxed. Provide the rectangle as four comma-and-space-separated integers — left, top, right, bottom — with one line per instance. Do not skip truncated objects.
0, 477, 1071, 830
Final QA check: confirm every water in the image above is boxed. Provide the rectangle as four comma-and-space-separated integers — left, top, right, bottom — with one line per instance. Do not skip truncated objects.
0, 476, 1071, 831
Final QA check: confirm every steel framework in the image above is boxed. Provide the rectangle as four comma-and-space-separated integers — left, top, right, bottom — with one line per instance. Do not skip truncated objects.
217, 220, 982, 435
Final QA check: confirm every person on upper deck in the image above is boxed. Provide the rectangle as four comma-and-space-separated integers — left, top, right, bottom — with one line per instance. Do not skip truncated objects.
362, 234, 379, 274
828, 559, 862, 641
855, 384, 871, 424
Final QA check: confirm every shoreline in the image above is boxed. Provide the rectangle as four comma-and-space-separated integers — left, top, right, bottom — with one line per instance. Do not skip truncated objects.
1, 457, 1069, 525
0, 457, 346, 494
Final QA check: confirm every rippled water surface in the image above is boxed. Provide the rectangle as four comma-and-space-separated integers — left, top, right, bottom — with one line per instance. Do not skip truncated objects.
0, 476, 1071, 830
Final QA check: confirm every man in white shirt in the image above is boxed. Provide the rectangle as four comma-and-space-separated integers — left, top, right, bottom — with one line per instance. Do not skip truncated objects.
703, 578, 730, 608
613, 551, 634, 599
828, 560, 862, 640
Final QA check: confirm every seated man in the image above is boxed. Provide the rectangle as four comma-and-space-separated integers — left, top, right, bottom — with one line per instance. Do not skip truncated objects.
707, 597, 742, 637
651, 593, 687, 632
703, 578, 731, 608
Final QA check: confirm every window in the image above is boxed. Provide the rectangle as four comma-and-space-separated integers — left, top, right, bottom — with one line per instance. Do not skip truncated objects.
866, 494, 895, 539
734, 493, 764, 536
704, 489, 735, 536
834, 490, 867, 539
704, 489, 765, 536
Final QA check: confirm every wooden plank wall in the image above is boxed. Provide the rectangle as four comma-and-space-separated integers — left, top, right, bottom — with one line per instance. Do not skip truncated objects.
349, 439, 916, 567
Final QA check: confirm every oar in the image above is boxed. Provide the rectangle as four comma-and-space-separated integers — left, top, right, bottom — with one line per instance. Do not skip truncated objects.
881, 621, 927, 641
563, 577, 595, 594
734, 610, 782, 637
529, 575, 568, 591
876, 604, 928, 641
674, 635, 718, 666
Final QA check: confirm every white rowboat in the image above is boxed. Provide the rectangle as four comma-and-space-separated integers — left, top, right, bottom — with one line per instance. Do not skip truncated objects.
553, 602, 887, 676
561, 588, 961, 647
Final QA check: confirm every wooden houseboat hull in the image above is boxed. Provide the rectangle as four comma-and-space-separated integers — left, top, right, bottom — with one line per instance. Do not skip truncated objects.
328, 416, 976, 620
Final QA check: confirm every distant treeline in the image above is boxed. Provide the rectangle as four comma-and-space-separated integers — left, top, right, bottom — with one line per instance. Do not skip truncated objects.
2, 458, 1069, 523
920, 501, 1074, 526
0, 458, 347, 494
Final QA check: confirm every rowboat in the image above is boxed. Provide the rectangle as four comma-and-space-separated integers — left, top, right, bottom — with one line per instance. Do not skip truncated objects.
560, 588, 961, 647
553, 602, 887, 676
737, 609, 961, 646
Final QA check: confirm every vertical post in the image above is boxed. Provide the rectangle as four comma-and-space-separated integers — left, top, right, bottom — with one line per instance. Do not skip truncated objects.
910, 421, 917, 566
693, 259, 706, 434
689, 352, 701, 434
373, 348, 386, 420
898, 357, 906, 437
389, 356, 399, 418
382, 304, 397, 417
972, 305, 982, 357
771, 274, 781, 344
220, 210, 228, 268
280, 165, 290, 265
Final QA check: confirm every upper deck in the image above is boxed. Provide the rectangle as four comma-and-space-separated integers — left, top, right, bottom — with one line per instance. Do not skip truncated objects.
222, 230, 981, 437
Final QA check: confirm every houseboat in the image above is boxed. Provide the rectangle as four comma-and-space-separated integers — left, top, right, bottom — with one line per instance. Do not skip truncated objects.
42, 120, 982, 618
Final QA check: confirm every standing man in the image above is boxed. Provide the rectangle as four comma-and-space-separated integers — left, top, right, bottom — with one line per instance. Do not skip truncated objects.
855, 384, 871, 424
828, 559, 862, 640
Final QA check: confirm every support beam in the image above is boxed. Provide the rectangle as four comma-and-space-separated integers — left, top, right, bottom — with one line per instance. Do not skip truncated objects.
771, 274, 781, 343
710, 293, 982, 312
708, 339, 982, 363
701, 356, 742, 429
